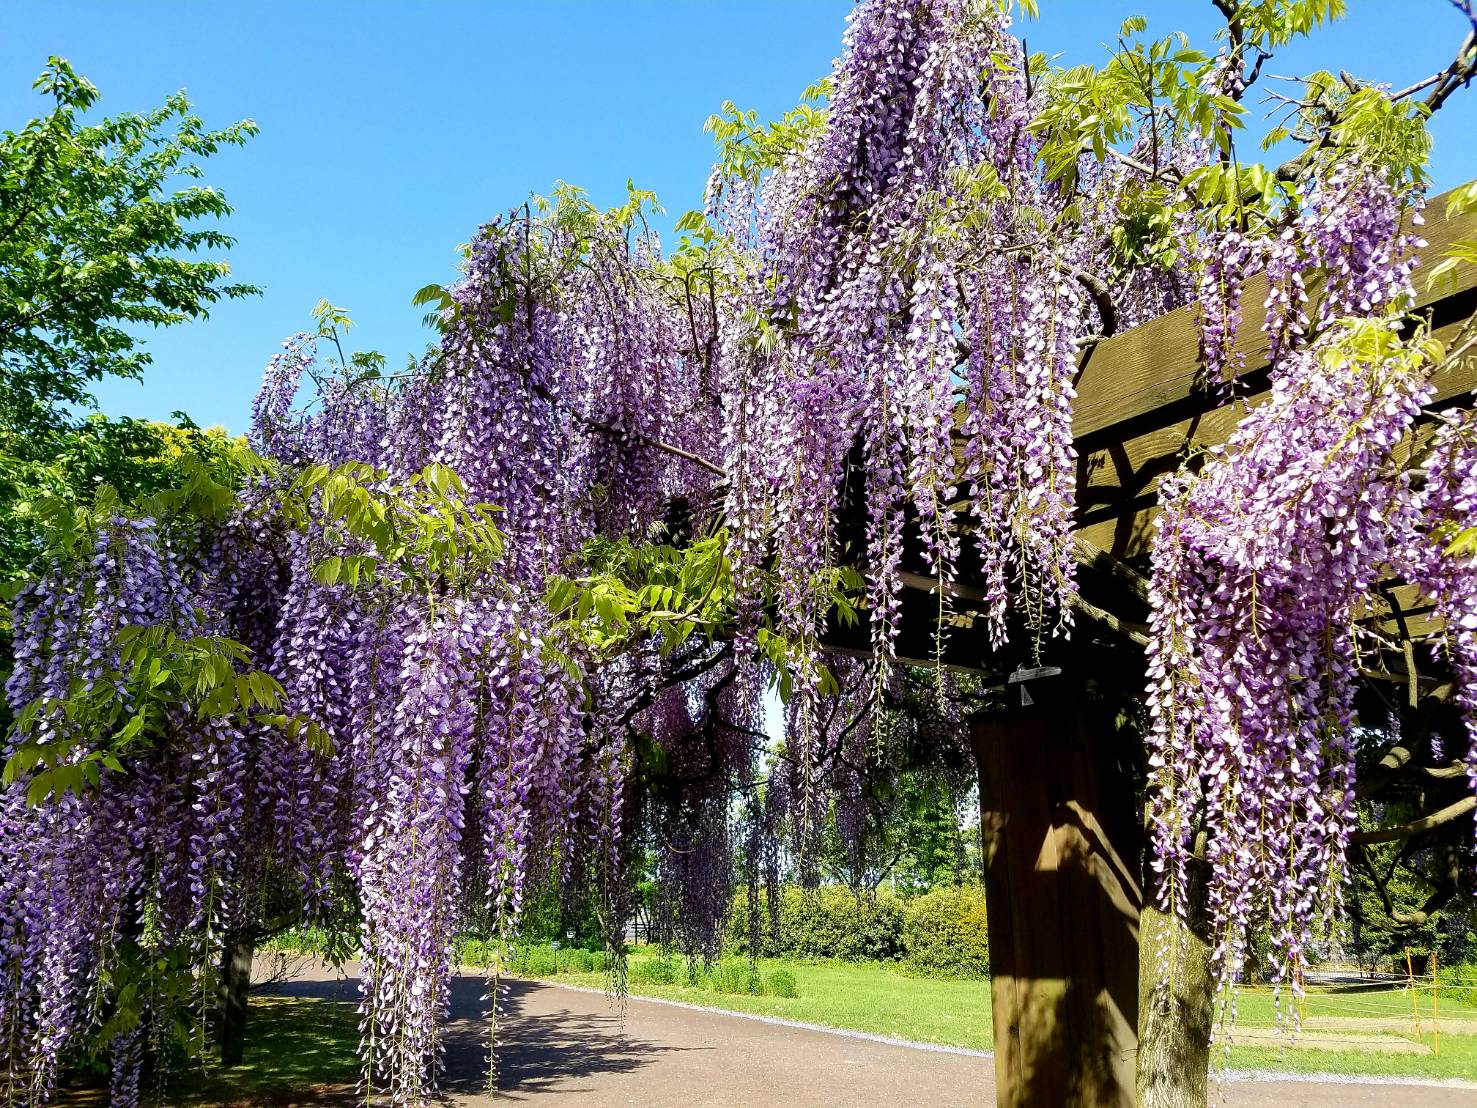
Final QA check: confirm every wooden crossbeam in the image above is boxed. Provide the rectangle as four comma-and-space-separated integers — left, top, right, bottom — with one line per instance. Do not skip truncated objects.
1072, 185, 1477, 559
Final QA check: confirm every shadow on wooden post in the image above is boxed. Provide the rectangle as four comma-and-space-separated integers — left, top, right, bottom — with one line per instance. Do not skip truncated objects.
970, 675, 1142, 1108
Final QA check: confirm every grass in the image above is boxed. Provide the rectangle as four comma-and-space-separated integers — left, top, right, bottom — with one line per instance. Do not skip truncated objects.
1225, 1035, 1477, 1082
53, 995, 362, 1107
547, 955, 997, 1051
525, 951, 1477, 1083
1228, 981, 1477, 1026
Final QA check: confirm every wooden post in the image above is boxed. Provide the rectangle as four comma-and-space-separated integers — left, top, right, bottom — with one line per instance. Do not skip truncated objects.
970, 677, 1141, 1108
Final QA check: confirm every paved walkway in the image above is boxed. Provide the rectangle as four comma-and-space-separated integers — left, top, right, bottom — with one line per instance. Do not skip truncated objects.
268, 962, 1475, 1106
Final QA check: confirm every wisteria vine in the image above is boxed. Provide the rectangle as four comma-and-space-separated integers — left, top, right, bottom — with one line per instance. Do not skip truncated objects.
3, 1, 1477, 1105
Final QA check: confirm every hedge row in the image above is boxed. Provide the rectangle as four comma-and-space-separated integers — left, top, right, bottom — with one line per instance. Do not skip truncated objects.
726, 884, 989, 978
1439, 960, 1477, 1007
630, 954, 799, 997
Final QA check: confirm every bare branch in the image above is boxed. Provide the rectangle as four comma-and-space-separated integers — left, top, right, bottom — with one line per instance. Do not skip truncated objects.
576, 411, 728, 479
1422, 28, 1477, 114
1105, 146, 1181, 183
1277, 25, 1477, 183
1352, 795, 1476, 844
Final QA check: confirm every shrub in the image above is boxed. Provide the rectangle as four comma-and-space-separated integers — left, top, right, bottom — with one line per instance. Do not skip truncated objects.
902, 884, 989, 978
728, 885, 906, 961
1439, 960, 1477, 1007
513, 943, 558, 976
627, 955, 678, 985
766, 968, 798, 998
710, 958, 764, 995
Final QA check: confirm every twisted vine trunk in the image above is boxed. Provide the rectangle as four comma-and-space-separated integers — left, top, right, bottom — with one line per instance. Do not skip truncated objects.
217, 932, 255, 1068
1136, 867, 1214, 1108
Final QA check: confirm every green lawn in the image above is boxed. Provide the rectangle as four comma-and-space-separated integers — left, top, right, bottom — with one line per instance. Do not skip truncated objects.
54, 995, 362, 1107
1229, 981, 1476, 1026
592, 958, 995, 1051
1225, 1035, 1477, 1082
532, 953, 1477, 1083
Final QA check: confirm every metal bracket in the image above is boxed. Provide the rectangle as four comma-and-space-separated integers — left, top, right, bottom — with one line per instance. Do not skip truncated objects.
1007, 665, 1062, 707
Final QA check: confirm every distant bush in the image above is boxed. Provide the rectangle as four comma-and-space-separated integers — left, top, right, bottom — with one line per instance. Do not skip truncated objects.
264, 925, 359, 964
902, 885, 989, 978
1439, 960, 1477, 1007
493, 941, 611, 977
514, 944, 557, 976
628, 954, 679, 986
766, 968, 798, 998
711, 958, 765, 995
727, 886, 906, 961
615, 952, 799, 997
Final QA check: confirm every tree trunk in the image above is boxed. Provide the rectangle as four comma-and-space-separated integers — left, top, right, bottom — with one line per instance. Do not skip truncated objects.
1136, 897, 1213, 1108
970, 681, 1142, 1108
217, 932, 255, 1068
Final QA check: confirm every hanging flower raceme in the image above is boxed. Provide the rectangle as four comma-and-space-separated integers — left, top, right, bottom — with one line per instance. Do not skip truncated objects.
718, 0, 1130, 665
11, 4, 1475, 1104
0, 513, 263, 1104
1145, 316, 1436, 1021
1404, 411, 1477, 849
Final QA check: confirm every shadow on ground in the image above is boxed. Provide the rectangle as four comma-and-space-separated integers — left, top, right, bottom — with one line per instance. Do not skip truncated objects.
264, 969, 687, 1100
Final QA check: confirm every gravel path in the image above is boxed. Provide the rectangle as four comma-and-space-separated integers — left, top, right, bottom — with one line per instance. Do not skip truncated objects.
268, 962, 1475, 1106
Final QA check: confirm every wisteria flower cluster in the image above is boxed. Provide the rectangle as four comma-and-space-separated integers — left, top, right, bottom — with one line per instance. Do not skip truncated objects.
4, 2, 1476, 1104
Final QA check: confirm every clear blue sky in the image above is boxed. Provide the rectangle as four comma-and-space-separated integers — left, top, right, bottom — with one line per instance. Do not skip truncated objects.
5, 1, 1475, 433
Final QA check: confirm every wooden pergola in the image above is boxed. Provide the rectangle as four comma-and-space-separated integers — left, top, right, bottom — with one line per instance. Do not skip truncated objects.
825, 186, 1477, 1107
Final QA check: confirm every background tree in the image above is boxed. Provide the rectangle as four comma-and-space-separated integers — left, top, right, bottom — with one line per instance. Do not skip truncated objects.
0, 56, 258, 584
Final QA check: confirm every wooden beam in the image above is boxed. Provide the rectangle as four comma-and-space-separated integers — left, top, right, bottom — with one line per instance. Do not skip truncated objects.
1073, 187, 1477, 445
1075, 302, 1477, 557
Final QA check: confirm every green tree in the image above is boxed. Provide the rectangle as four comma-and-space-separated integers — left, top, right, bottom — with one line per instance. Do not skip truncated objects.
1, 57, 258, 428
0, 57, 258, 588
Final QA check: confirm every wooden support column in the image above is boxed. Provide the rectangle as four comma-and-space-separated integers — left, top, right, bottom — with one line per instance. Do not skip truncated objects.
970, 678, 1142, 1108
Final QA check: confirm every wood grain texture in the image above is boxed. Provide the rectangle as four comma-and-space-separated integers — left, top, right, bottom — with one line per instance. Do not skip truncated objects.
972, 691, 1142, 1108
1073, 185, 1477, 444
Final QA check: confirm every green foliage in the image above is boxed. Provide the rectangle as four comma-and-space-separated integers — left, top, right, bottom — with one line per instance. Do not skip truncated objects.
3, 623, 320, 807
282, 460, 508, 597
1025, 1, 1435, 281
765, 967, 798, 998
0, 416, 246, 586
901, 884, 990, 979
0, 56, 262, 718
1227, 0, 1345, 47
1439, 961, 1477, 1008
1033, 26, 1235, 189
546, 530, 862, 703
627, 952, 680, 986
0, 57, 259, 427
1427, 179, 1477, 306
704, 79, 830, 188
462, 939, 612, 977
626, 953, 794, 997
711, 958, 765, 996
264, 926, 360, 966
728, 886, 907, 962
816, 761, 977, 894
310, 298, 387, 379
0, 446, 326, 805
